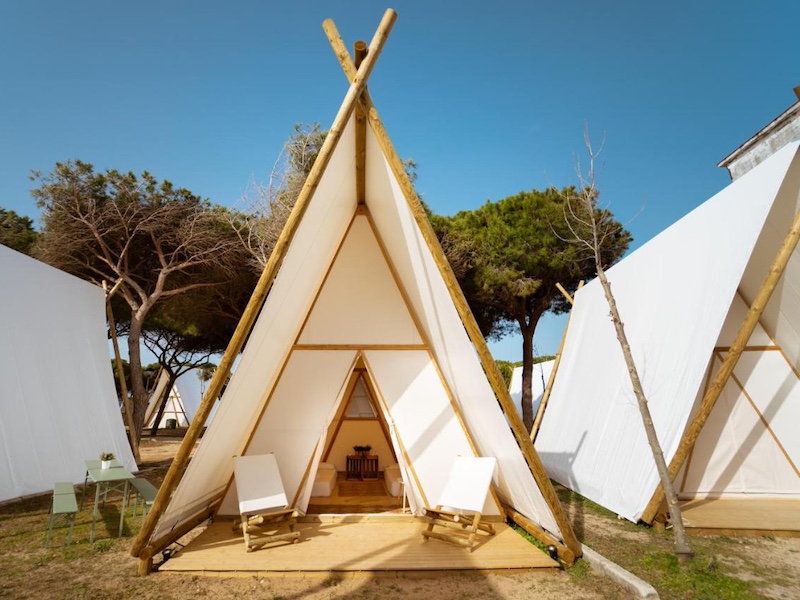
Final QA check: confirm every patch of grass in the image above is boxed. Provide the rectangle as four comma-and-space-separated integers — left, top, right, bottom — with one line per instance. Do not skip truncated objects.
642, 551, 760, 599
565, 557, 592, 583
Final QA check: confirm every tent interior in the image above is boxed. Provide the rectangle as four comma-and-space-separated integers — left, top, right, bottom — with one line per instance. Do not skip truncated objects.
306, 360, 400, 514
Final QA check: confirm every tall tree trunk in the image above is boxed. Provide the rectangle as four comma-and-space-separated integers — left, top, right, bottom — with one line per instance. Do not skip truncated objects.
127, 316, 148, 443
595, 267, 693, 559
518, 308, 542, 431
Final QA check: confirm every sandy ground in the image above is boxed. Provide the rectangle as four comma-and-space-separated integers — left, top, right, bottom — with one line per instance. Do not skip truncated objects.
4, 438, 798, 599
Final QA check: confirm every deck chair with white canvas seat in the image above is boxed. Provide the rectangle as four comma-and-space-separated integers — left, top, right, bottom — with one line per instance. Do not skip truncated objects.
421, 456, 497, 552
232, 453, 300, 552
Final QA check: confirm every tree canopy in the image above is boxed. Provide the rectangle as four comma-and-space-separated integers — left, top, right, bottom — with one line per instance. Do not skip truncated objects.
0, 208, 38, 255
436, 187, 631, 428
33, 161, 257, 442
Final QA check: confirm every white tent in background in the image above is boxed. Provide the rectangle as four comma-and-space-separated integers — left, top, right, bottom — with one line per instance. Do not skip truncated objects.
508, 361, 555, 420
536, 142, 800, 530
132, 10, 579, 572
0, 245, 136, 503
144, 369, 208, 429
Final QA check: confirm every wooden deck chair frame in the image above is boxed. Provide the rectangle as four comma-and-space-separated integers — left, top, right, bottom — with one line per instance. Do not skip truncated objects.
421, 456, 497, 552
232, 454, 300, 552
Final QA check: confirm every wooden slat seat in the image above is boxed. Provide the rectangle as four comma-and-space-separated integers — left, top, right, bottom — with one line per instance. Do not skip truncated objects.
129, 478, 159, 523
46, 483, 78, 547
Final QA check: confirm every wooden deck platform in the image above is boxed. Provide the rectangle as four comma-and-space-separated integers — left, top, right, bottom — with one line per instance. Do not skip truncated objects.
159, 517, 559, 574
680, 497, 800, 537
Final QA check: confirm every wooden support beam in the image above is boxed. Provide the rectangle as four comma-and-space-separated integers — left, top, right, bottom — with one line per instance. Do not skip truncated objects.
531, 280, 583, 442
137, 502, 220, 575
103, 281, 140, 464
641, 202, 800, 524
504, 504, 577, 566
129, 10, 397, 560
556, 282, 573, 305
322, 21, 582, 561
354, 40, 367, 204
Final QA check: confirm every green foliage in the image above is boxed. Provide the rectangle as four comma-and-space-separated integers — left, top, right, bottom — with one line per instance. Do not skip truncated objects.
32, 160, 257, 440
436, 186, 630, 428
0, 208, 38, 254
641, 552, 758, 599
495, 360, 516, 388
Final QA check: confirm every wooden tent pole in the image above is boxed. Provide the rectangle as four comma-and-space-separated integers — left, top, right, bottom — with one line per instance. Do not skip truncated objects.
531, 280, 583, 443
354, 40, 368, 204
103, 280, 140, 464
556, 282, 574, 304
642, 202, 800, 524
323, 22, 581, 563
130, 10, 397, 567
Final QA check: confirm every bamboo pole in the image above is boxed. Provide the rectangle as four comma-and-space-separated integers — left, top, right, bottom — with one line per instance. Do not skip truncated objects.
531, 280, 583, 443
136, 501, 220, 574
641, 203, 800, 524
556, 282, 573, 305
130, 10, 397, 565
503, 503, 576, 566
354, 40, 368, 204
322, 21, 581, 560
103, 280, 140, 464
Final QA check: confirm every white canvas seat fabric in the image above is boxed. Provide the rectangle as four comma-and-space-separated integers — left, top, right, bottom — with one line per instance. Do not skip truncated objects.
149, 114, 565, 544
0, 245, 135, 502
233, 454, 289, 516
536, 142, 800, 522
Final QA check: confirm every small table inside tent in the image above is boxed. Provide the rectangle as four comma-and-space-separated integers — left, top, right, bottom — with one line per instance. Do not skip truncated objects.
346, 454, 379, 480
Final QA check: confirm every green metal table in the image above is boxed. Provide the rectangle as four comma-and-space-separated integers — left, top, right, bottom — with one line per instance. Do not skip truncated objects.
85, 460, 135, 543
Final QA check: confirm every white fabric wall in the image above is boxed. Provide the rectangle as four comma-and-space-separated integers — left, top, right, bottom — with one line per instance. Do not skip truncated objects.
679, 294, 800, 498
175, 370, 204, 423
365, 125, 562, 536
151, 119, 357, 539
536, 142, 800, 522
0, 246, 135, 502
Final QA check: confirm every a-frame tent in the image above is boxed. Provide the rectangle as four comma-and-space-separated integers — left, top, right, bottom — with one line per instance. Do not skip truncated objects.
0, 244, 136, 502
131, 10, 580, 573
536, 141, 800, 529
144, 368, 209, 430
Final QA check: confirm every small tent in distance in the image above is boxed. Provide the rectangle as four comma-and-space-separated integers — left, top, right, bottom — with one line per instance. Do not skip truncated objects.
145, 368, 212, 431
0, 244, 135, 503
131, 9, 580, 575
536, 141, 800, 534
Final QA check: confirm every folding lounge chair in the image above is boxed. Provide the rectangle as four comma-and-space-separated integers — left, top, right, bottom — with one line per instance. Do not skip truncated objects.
421, 456, 497, 552
232, 453, 300, 552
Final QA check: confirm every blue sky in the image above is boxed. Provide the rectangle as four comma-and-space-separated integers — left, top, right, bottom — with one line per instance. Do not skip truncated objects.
1, 1, 798, 361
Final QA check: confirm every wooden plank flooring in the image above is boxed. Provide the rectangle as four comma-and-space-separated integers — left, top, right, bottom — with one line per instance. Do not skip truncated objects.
681, 497, 800, 537
159, 518, 558, 573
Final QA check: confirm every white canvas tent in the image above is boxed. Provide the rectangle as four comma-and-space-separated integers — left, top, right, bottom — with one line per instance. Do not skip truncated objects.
536, 141, 800, 526
144, 369, 208, 429
0, 245, 136, 503
131, 10, 579, 572
508, 361, 555, 420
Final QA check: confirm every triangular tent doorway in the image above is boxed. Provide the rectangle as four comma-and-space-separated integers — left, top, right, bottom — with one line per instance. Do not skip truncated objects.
131, 10, 579, 574
536, 141, 800, 533
320, 359, 397, 472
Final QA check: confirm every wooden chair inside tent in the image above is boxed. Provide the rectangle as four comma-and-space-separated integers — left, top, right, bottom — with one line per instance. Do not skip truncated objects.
421, 456, 497, 552
232, 454, 300, 552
